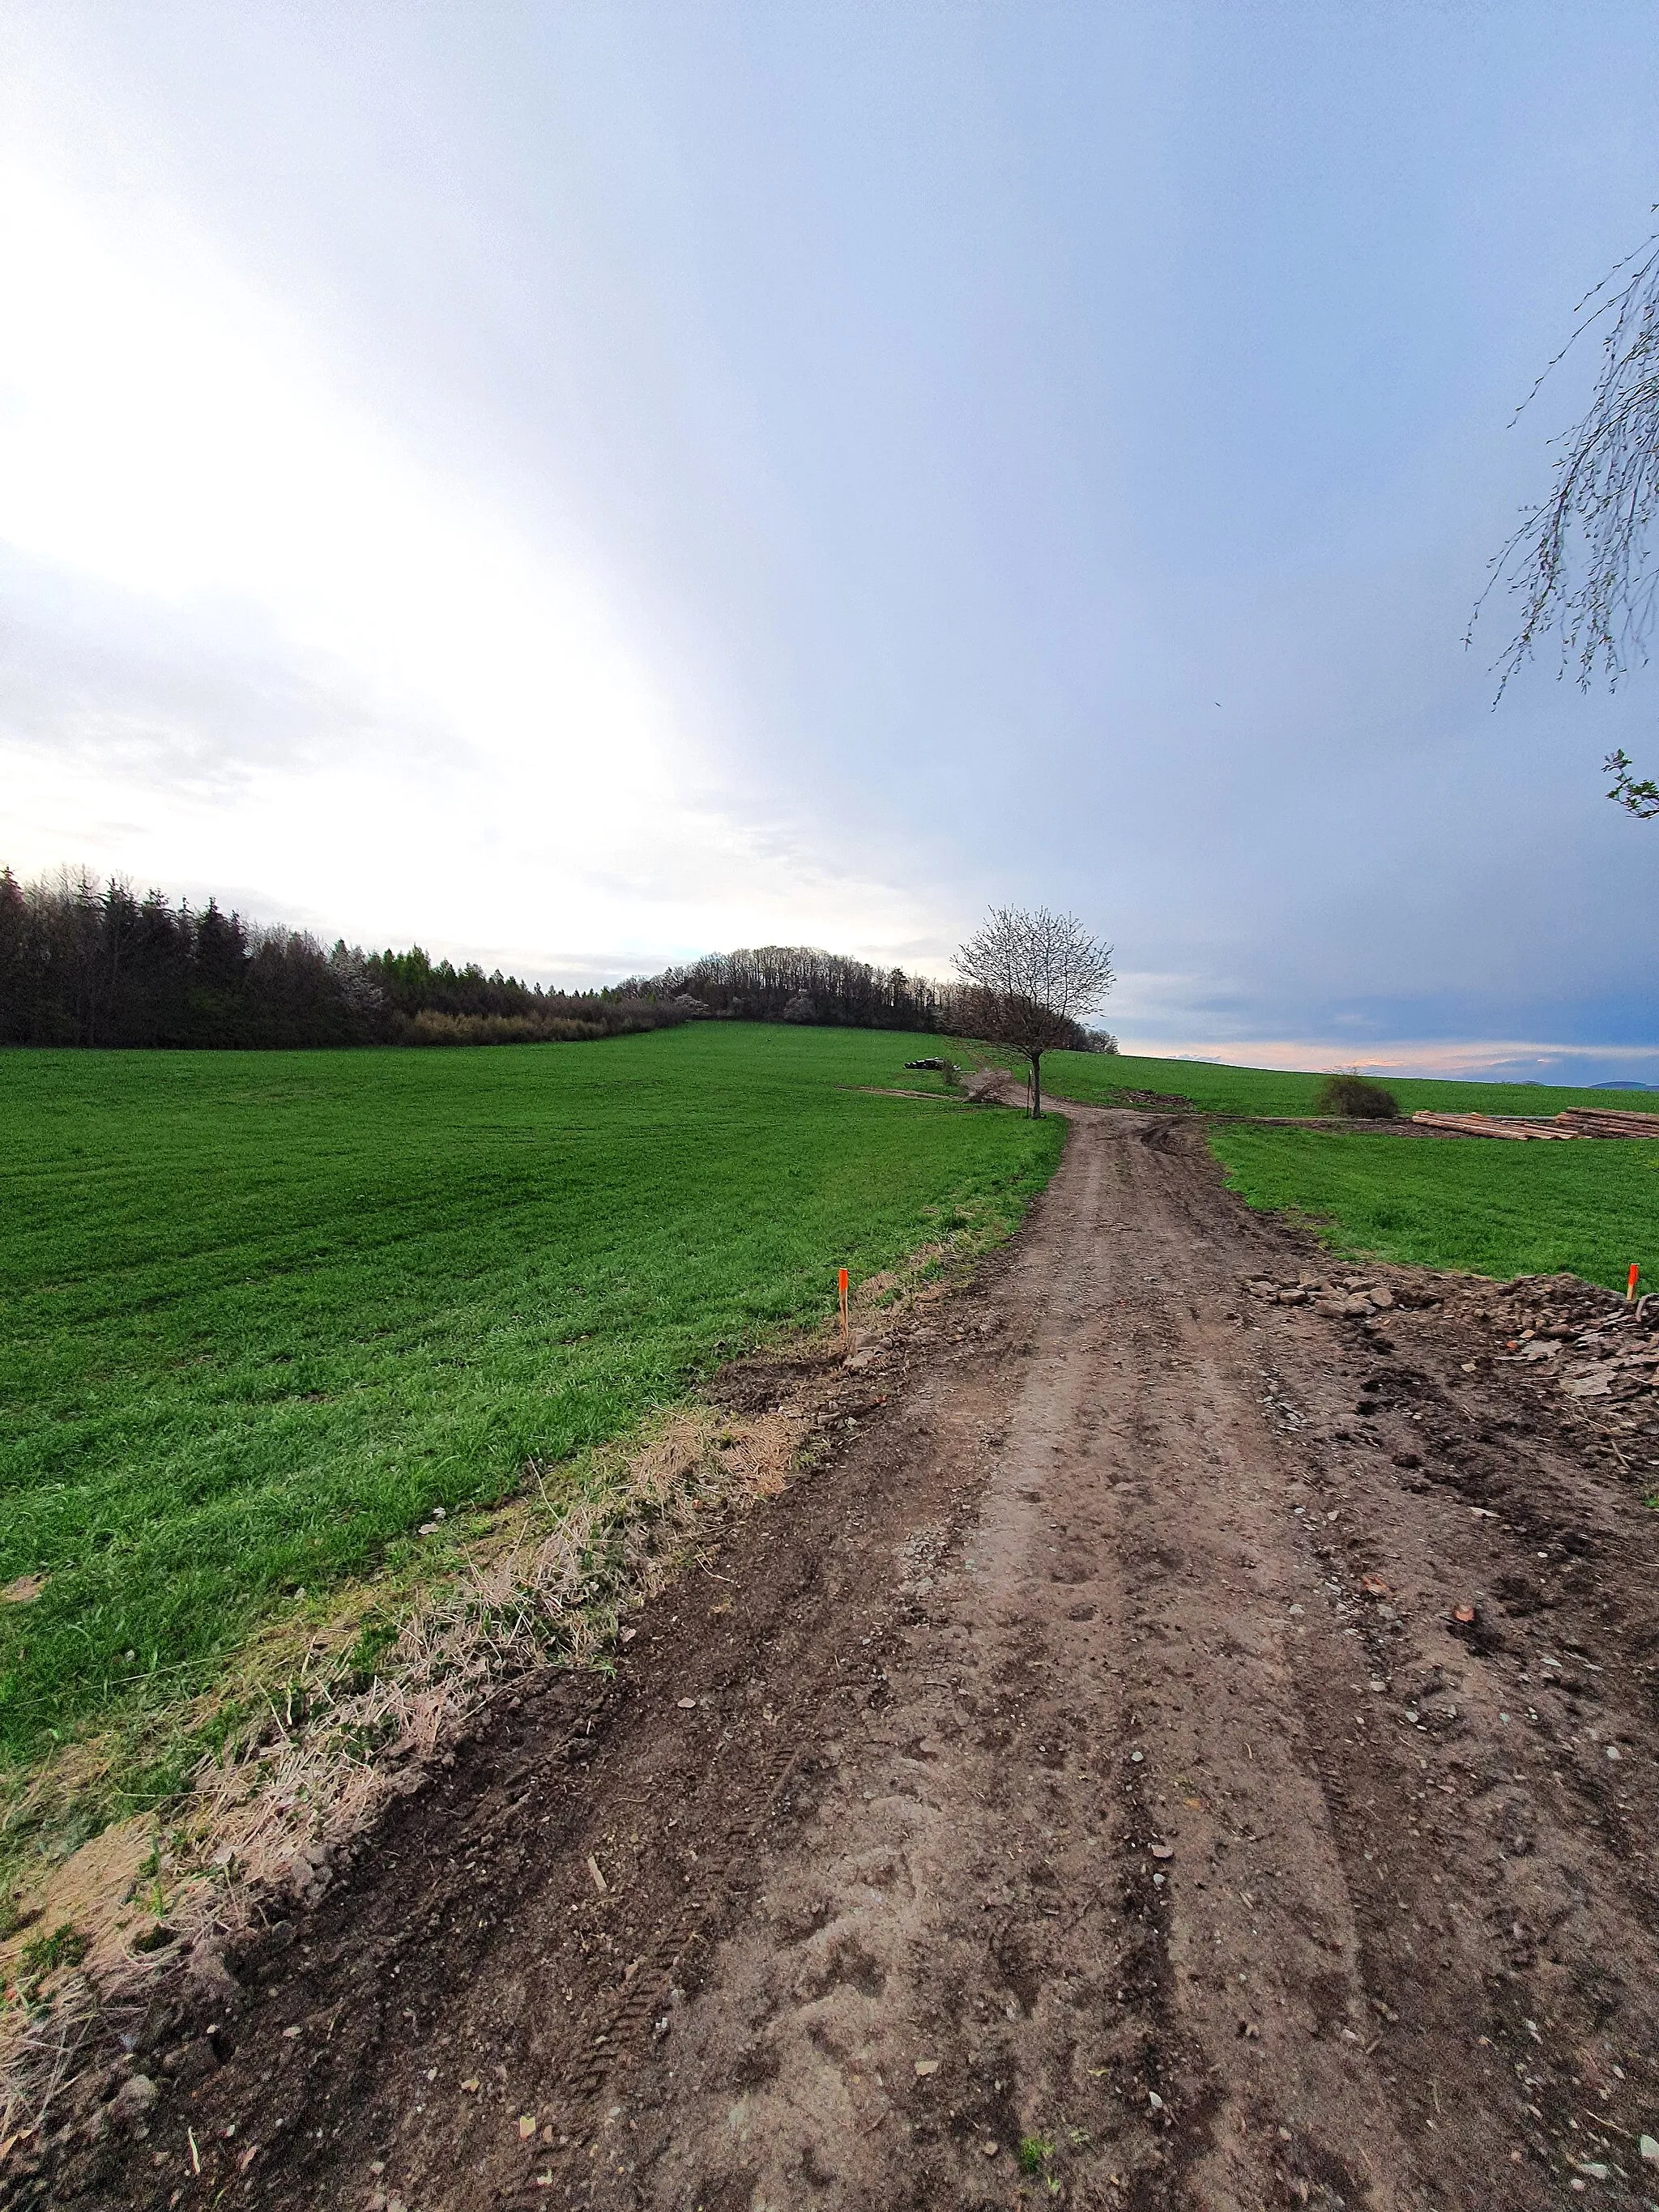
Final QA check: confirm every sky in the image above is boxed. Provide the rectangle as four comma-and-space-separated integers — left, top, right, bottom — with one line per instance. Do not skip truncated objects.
4, 2, 1659, 1081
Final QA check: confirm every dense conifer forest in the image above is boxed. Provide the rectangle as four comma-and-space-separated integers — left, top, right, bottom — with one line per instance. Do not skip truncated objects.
0, 869, 693, 1049
0, 869, 1114, 1051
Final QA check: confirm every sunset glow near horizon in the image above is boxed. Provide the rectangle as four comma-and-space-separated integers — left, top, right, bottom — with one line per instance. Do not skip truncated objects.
4, 3, 1659, 1081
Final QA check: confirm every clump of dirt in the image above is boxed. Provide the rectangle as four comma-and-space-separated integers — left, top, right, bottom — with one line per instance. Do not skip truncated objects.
1239, 1263, 1442, 1317
1100, 1086, 1199, 1110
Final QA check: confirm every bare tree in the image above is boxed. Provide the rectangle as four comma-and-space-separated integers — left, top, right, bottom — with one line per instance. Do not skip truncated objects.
1476, 226, 1659, 816
952, 906, 1115, 1116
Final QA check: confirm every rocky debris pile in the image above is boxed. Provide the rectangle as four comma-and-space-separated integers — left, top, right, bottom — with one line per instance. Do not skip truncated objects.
1245, 1262, 1659, 1406
1240, 1268, 1436, 1320
1471, 1272, 1659, 1405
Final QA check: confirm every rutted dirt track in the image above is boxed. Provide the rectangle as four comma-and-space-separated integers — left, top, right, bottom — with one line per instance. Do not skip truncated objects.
43, 1106, 1659, 2209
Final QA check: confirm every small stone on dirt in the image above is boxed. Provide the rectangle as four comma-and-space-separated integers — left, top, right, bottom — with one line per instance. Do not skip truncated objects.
914, 2057, 940, 2077
676, 1698, 697, 1710
518, 2114, 537, 2139
109, 2075, 159, 2129
1150, 1843, 1174, 1860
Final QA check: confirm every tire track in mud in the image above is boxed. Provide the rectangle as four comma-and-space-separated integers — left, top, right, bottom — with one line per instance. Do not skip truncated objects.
562, 1115, 1427, 2210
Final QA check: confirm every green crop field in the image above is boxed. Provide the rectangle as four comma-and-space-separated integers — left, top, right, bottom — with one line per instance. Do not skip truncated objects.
1208, 1123, 1659, 1294
0, 1026, 1060, 1789
1029, 1047, 1659, 1294
1038, 1046, 1659, 1121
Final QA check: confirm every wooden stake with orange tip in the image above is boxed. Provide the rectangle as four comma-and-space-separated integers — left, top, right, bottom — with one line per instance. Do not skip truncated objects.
1628, 1264, 1641, 1302
838, 1267, 850, 1348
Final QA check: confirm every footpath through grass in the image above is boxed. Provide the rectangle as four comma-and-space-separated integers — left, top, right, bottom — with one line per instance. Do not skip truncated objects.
1036, 1049, 1659, 1296
0, 1026, 1060, 1786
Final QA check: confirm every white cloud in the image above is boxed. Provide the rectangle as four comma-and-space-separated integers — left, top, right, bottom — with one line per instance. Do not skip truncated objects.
1120, 1037, 1659, 1082
0, 135, 945, 974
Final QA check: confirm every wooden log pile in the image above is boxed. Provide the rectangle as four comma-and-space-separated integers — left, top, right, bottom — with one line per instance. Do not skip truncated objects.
1410, 1105, 1659, 1141
1410, 1112, 1578, 1140
1555, 1106, 1659, 1137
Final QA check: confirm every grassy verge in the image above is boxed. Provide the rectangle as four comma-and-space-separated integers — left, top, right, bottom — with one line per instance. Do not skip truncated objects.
1209, 1122, 1659, 1294
1, 1025, 1061, 1863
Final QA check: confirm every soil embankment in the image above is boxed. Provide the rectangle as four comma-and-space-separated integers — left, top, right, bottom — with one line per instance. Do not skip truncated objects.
24, 1104, 1659, 2210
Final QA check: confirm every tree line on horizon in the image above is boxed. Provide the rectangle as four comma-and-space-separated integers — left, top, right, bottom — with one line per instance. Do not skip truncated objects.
0, 868, 691, 1051
0, 867, 1113, 1055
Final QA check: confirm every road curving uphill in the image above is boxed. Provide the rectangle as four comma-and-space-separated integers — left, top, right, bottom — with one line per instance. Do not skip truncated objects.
22, 1100, 1658, 2211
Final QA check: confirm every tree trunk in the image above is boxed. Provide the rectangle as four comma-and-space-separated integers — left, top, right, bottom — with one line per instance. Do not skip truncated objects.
1031, 1054, 1042, 1117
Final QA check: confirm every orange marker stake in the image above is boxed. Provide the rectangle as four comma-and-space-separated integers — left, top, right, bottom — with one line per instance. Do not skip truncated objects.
838, 1266, 850, 1347
1628, 1263, 1641, 1302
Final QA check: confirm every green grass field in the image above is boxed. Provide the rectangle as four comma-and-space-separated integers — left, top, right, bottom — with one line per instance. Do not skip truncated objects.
1027, 1047, 1659, 1294
1208, 1122, 1659, 1293
9, 1021, 1656, 1847
0, 1026, 1060, 1779
1038, 1046, 1659, 1120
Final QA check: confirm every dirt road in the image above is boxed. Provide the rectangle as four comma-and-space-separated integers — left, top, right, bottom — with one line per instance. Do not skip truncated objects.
45, 1106, 1659, 2210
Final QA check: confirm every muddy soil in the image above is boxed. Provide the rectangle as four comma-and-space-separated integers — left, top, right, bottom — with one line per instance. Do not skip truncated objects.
22, 1106, 1659, 2211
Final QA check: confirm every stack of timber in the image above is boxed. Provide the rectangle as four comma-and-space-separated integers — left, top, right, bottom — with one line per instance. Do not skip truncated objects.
1410, 1106, 1659, 1140
1411, 1112, 1579, 1140
1556, 1106, 1659, 1138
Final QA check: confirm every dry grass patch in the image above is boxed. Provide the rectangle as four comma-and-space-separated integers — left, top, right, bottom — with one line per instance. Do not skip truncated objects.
0, 1222, 997, 2148
0, 1398, 800, 2141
